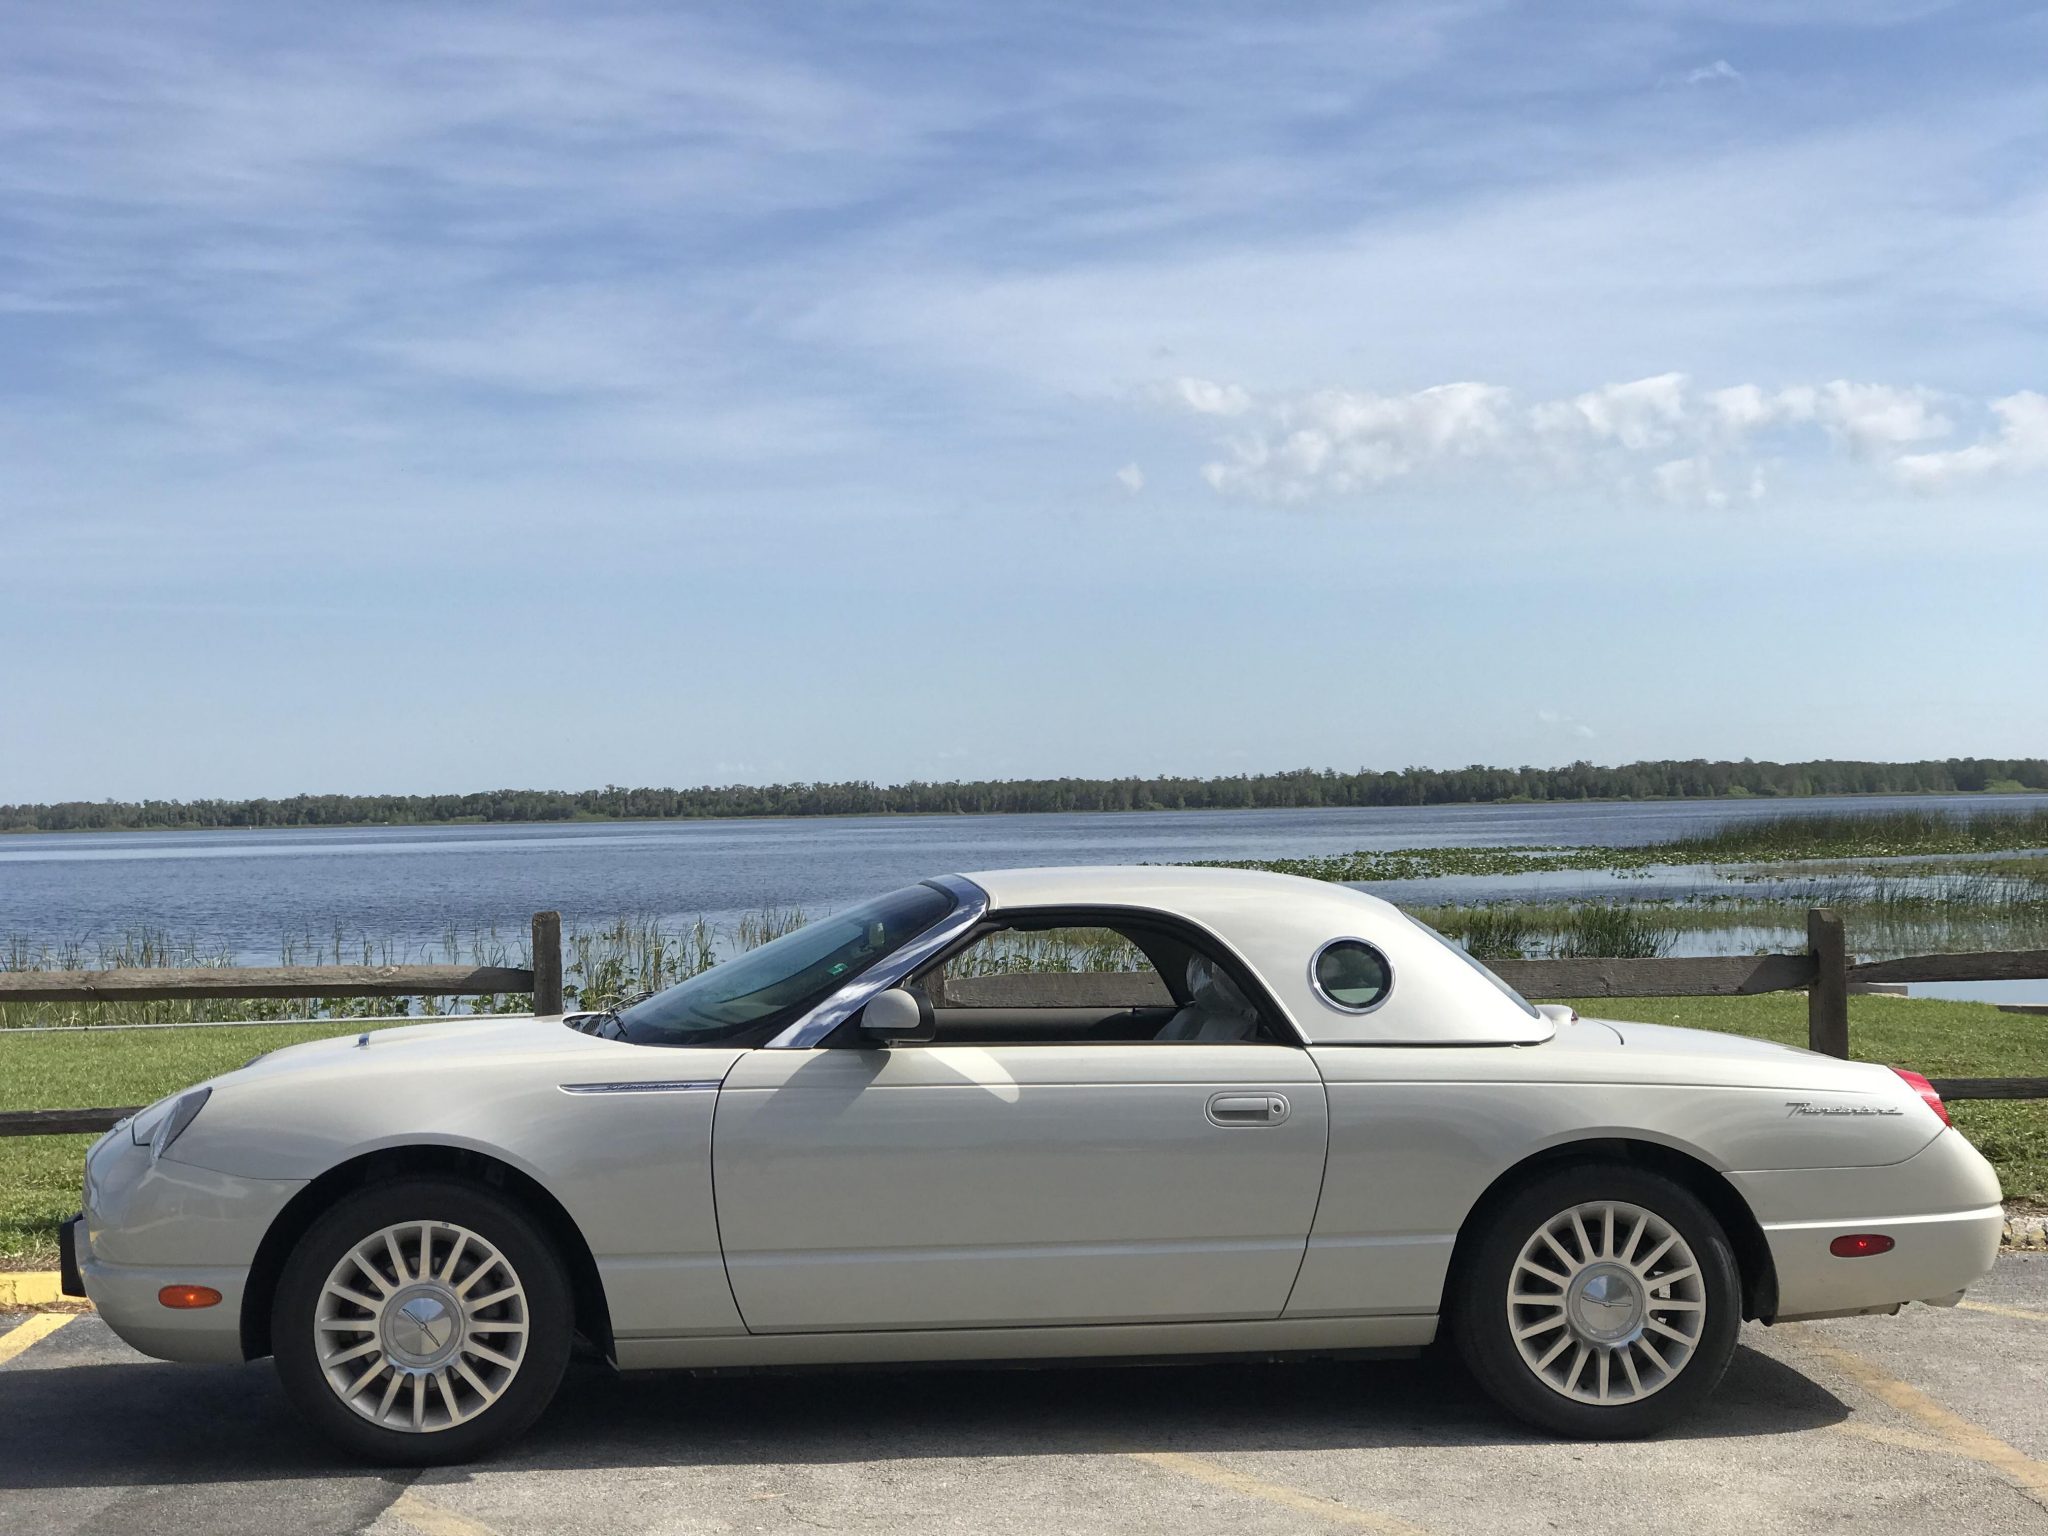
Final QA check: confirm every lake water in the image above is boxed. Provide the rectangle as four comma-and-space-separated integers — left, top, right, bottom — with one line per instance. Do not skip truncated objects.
5, 792, 2045, 964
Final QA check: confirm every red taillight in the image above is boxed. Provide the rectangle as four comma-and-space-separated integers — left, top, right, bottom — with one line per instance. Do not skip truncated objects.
1891, 1068, 1951, 1127
1830, 1234, 1896, 1258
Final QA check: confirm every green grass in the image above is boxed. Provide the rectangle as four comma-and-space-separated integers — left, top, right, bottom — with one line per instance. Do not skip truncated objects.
0, 1018, 410, 1265
4, 996, 2041, 1268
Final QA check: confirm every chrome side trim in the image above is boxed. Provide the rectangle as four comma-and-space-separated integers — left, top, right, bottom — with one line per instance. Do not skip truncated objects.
558, 1080, 721, 1096
765, 874, 991, 1049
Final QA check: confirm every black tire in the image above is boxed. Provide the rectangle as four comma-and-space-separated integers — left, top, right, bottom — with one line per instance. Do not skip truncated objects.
272, 1178, 573, 1465
1452, 1163, 1740, 1438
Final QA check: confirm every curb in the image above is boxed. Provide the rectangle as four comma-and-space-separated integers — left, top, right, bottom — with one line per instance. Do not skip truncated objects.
0, 1271, 72, 1308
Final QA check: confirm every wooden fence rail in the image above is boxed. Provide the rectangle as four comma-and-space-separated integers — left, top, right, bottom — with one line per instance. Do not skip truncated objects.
2, 908, 2044, 1139
0, 912, 564, 1012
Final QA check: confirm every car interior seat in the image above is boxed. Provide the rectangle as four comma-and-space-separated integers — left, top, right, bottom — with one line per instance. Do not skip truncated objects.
1155, 954, 1261, 1041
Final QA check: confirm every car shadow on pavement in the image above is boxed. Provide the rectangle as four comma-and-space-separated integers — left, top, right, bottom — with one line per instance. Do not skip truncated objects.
0, 1340, 1847, 1490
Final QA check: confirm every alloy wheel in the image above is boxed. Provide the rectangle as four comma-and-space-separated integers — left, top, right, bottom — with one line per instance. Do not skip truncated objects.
1505, 1200, 1707, 1406
314, 1220, 530, 1433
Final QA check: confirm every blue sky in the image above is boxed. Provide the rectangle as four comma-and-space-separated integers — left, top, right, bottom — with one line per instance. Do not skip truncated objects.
4, 1, 2044, 801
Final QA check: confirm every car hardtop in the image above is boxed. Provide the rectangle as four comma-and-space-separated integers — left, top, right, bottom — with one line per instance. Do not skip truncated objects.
959, 865, 1554, 1048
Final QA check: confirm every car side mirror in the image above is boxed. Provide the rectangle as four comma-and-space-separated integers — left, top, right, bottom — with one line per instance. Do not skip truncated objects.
856, 986, 936, 1045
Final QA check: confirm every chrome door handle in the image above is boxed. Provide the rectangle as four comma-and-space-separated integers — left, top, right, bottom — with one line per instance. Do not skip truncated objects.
1207, 1092, 1290, 1127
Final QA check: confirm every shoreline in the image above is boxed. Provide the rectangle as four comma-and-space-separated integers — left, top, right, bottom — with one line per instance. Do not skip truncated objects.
7, 785, 2047, 839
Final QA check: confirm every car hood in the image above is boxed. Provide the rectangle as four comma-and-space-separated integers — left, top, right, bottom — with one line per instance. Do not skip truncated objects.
236, 1015, 636, 1079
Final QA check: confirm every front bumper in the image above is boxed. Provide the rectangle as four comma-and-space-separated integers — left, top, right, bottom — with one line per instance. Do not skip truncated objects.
78, 1130, 303, 1364
59, 1214, 86, 1298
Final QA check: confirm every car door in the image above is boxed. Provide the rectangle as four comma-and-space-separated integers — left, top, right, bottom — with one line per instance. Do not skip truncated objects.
712, 1040, 1330, 1333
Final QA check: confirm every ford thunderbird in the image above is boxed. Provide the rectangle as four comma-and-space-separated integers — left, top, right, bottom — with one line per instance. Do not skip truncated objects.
65, 867, 2003, 1462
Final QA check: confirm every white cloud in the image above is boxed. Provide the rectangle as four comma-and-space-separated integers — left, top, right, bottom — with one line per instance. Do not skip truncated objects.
1114, 462, 1145, 494
1893, 391, 2048, 486
1158, 371, 2041, 505
1684, 60, 1743, 86
1168, 377, 1252, 416
1537, 709, 1598, 740
1651, 455, 1728, 508
1192, 379, 1512, 500
1541, 373, 1691, 451
1810, 381, 1950, 455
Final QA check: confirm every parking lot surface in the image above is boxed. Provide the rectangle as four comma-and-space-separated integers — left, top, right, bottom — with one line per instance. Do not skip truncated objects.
4, 1253, 2047, 1536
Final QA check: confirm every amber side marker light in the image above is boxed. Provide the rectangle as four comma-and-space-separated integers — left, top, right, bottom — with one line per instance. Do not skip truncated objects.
1830, 1234, 1896, 1258
157, 1285, 222, 1309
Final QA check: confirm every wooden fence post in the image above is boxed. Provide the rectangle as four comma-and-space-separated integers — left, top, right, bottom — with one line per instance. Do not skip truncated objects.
1807, 907, 1849, 1059
531, 911, 563, 1016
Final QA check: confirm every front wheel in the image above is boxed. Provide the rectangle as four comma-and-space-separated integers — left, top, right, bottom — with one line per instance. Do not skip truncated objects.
1453, 1164, 1741, 1438
272, 1178, 573, 1464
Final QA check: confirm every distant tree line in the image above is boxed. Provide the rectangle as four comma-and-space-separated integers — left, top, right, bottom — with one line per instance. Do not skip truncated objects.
4, 758, 2044, 834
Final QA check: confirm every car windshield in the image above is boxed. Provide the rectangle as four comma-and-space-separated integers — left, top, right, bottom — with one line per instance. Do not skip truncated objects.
1405, 913, 1543, 1019
607, 883, 958, 1046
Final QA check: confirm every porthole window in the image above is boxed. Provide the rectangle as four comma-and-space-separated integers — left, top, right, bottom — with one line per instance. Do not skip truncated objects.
1311, 939, 1393, 1013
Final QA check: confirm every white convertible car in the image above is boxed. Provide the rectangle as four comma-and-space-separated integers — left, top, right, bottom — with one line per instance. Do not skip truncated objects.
66, 867, 2002, 1462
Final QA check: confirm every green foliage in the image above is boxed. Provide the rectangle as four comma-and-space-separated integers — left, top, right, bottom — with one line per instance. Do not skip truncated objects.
1675, 807, 2048, 862
1449, 901, 1531, 962
0, 928, 533, 1030
6, 758, 2045, 833
940, 927, 1150, 978
1550, 904, 1676, 959
1207, 808, 2048, 888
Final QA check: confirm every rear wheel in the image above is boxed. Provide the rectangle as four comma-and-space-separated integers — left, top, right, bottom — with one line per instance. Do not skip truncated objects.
1453, 1164, 1740, 1437
273, 1178, 573, 1464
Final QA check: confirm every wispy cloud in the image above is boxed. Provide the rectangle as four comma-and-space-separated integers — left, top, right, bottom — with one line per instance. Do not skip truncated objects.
1682, 59, 1744, 86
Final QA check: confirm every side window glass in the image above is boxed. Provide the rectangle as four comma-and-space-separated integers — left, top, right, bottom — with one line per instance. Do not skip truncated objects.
916, 920, 1278, 1045
929, 927, 1168, 1008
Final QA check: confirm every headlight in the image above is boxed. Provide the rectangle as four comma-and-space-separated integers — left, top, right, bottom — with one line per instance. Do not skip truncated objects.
130, 1087, 211, 1161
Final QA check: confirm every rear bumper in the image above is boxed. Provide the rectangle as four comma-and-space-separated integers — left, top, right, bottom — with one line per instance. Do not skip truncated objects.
1732, 1129, 2004, 1321
1760, 1203, 2004, 1321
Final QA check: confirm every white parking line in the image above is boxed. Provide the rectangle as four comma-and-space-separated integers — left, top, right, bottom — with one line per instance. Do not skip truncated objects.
0, 1312, 74, 1366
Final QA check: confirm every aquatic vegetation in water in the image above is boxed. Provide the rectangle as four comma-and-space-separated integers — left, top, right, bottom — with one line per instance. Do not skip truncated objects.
1549, 903, 1677, 959
1198, 808, 2048, 886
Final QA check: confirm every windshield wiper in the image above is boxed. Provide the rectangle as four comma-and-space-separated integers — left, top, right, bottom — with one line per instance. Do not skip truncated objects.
581, 990, 655, 1041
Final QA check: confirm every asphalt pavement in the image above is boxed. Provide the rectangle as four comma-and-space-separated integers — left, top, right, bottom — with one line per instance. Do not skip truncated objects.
4, 1253, 2046, 1535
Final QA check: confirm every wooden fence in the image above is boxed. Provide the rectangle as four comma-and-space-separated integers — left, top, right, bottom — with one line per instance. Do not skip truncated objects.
2, 907, 2043, 1138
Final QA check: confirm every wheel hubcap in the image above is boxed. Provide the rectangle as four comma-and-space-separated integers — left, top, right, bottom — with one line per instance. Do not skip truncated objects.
1507, 1200, 1706, 1406
386, 1290, 459, 1366
314, 1220, 529, 1434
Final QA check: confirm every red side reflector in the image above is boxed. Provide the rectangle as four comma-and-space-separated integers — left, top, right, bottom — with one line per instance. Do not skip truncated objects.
157, 1284, 222, 1309
1890, 1068, 1951, 1127
1830, 1234, 1895, 1258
